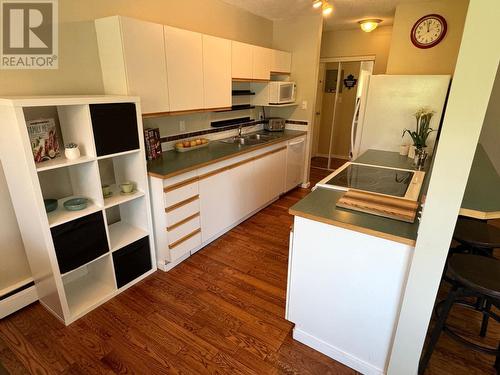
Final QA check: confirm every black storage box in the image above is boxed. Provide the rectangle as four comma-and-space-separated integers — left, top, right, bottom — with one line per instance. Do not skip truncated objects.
90, 103, 140, 156
112, 236, 152, 288
51, 211, 109, 274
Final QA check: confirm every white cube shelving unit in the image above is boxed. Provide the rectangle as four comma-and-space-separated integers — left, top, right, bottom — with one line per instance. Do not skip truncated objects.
0, 96, 156, 325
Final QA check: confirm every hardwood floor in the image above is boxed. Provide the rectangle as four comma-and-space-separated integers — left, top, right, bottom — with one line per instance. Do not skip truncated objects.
310, 156, 348, 170
0, 167, 497, 374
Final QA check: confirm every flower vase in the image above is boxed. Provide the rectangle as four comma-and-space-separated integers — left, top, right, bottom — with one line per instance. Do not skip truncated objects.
414, 147, 428, 170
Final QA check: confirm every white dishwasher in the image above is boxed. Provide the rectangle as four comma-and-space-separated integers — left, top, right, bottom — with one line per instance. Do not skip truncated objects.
285, 136, 306, 192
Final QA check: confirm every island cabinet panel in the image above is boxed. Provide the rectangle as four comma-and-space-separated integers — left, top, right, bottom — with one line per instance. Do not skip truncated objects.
202, 35, 231, 109
252, 46, 272, 80
231, 41, 253, 79
164, 26, 204, 112
287, 216, 413, 375
95, 16, 170, 114
272, 50, 292, 74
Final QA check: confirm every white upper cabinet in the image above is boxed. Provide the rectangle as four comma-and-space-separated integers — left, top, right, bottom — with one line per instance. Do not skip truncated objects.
252, 46, 272, 80
272, 50, 292, 74
202, 35, 231, 109
231, 41, 253, 80
95, 16, 169, 114
164, 26, 204, 111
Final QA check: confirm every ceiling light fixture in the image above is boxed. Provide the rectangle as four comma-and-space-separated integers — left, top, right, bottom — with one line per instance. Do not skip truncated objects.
322, 2, 333, 16
358, 19, 382, 32
312, 0, 323, 9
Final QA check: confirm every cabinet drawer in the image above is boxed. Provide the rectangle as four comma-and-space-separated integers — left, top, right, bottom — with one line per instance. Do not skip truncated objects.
169, 229, 201, 261
167, 214, 201, 244
164, 181, 199, 208
166, 196, 200, 225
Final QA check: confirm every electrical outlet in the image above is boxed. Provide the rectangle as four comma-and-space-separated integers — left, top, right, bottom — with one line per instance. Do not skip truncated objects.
301, 100, 308, 110
179, 120, 186, 132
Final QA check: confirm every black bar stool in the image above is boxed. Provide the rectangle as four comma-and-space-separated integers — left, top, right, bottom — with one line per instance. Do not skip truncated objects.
419, 254, 500, 374
453, 217, 500, 257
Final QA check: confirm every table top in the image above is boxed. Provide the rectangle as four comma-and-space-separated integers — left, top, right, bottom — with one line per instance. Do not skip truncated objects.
460, 144, 500, 219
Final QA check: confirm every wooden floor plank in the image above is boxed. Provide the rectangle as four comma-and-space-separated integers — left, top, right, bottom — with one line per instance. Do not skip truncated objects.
0, 167, 494, 374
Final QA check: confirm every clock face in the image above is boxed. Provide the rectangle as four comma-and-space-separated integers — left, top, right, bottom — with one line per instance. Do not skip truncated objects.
411, 14, 447, 49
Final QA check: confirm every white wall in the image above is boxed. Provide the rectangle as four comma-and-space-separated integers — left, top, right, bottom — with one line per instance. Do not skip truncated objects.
387, 1, 500, 373
321, 26, 393, 74
478, 66, 500, 174
270, 14, 324, 183
386, 0, 469, 75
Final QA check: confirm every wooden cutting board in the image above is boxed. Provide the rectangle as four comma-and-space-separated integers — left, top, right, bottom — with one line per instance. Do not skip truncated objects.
336, 189, 419, 223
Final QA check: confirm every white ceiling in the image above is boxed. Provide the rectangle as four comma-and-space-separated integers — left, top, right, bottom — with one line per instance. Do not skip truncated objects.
221, 0, 421, 31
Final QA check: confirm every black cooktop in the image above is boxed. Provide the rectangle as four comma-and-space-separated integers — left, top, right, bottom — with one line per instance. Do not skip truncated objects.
325, 164, 414, 197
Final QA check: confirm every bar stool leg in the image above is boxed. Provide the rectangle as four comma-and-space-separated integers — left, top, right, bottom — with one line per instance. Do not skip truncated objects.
480, 299, 491, 337
495, 341, 499, 372
419, 286, 461, 375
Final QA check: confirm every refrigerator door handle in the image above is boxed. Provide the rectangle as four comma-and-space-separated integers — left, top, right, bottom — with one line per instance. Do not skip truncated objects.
350, 98, 361, 160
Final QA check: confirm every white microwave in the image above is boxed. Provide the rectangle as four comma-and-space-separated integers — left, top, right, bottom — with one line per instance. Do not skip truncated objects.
269, 81, 296, 104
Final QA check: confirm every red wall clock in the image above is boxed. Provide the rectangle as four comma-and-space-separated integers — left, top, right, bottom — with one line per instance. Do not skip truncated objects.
411, 14, 447, 49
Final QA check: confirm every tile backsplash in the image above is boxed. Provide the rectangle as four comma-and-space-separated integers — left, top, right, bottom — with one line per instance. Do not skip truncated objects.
143, 108, 260, 138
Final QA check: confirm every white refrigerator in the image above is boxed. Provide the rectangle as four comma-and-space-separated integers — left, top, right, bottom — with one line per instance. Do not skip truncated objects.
351, 75, 451, 159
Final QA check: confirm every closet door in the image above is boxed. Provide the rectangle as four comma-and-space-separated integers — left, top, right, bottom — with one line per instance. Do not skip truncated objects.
164, 26, 204, 111
202, 35, 231, 109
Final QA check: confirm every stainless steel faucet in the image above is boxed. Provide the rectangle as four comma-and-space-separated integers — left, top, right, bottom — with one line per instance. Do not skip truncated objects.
238, 124, 243, 138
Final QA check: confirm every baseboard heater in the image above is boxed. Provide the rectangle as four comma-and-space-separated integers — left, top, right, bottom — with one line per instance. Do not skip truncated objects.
0, 278, 38, 319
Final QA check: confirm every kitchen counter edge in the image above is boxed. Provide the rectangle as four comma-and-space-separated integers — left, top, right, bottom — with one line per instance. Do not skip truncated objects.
147, 130, 307, 179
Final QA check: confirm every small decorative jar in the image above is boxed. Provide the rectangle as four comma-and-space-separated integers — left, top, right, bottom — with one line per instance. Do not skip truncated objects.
64, 143, 80, 160
414, 147, 428, 170
408, 145, 416, 159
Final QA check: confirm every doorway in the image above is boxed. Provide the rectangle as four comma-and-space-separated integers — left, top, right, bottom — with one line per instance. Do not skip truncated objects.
311, 58, 374, 171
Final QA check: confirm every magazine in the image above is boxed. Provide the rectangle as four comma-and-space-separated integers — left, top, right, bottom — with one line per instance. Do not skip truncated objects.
27, 118, 61, 163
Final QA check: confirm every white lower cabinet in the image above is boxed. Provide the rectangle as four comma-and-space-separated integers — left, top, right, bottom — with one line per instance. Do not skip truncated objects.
199, 168, 233, 243
150, 140, 304, 271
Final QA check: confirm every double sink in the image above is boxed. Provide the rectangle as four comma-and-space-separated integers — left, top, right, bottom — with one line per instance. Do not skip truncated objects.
219, 132, 274, 146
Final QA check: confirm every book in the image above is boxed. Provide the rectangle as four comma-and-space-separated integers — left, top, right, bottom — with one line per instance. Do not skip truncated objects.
152, 128, 161, 159
27, 118, 61, 163
144, 128, 152, 160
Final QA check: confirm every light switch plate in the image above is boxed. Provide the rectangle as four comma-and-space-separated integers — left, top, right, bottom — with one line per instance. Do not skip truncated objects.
301, 100, 307, 110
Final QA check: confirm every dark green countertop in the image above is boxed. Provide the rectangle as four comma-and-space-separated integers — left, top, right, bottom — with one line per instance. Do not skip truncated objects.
461, 144, 500, 219
290, 149, 421, 246
355, 149, 429, 170
289, 188, 419, 246
147, 129, 306, 179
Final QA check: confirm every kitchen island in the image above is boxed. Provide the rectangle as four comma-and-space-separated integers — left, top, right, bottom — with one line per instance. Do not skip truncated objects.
287, 149, 422, 375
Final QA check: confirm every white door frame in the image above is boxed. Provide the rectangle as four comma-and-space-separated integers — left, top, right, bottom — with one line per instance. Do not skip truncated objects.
320, 55, 376, 64
313, 56, 375, 170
